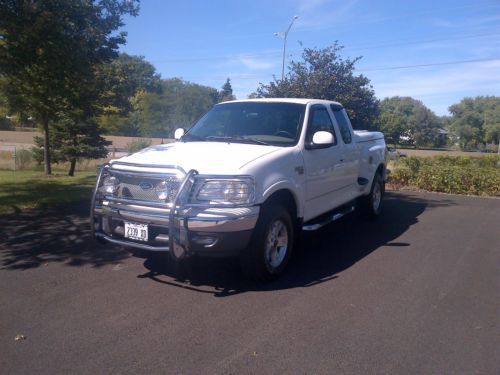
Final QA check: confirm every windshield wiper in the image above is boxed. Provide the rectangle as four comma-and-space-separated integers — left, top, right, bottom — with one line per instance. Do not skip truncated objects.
181, 133, 205, 142
205, 136, 270, 146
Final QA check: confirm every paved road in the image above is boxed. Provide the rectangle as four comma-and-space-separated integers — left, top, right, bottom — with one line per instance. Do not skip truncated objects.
1, 191, 499, 374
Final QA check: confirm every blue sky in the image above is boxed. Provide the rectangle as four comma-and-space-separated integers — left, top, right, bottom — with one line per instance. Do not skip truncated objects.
120, 0, 500, 116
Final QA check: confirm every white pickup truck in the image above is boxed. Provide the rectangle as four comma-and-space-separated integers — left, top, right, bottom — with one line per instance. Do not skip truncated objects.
91, 98, 387, 280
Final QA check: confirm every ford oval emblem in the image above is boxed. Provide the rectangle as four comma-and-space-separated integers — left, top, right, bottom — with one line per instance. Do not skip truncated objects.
139, 182, 153, 190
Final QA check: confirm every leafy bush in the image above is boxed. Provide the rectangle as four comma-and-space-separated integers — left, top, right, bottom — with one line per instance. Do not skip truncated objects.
388, 155, 500, 196
15, 149, 33, 169
125, 138, 152, 153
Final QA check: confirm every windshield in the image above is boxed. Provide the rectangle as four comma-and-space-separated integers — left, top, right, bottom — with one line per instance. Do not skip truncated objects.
183, 102, 306, 146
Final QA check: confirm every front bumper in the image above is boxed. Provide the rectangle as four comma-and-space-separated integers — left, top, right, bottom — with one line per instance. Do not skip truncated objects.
91, 165, 259, 258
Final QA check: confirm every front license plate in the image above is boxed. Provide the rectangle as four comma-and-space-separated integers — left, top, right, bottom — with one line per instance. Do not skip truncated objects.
124, 222, 148, 241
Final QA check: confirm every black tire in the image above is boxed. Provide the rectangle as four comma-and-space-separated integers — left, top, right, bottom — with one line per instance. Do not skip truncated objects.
359, 173, 384, 219
240, 204, 294, 281
94, 236, 107, 245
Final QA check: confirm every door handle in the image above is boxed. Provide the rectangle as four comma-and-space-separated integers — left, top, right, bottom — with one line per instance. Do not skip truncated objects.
340, 158, 345, 162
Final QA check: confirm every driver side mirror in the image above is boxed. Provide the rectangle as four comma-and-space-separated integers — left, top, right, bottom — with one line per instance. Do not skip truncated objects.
306, 131, 335, 150
174, 128, 185, 140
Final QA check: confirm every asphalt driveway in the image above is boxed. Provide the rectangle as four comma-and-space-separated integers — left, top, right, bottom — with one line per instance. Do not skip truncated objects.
1, 191, 499, 374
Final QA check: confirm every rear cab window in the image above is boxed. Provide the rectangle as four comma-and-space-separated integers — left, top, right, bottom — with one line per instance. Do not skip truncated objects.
330, 105, 352, 144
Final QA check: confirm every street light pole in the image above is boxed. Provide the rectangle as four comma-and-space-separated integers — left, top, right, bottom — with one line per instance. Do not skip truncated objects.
275, 15, 299, 82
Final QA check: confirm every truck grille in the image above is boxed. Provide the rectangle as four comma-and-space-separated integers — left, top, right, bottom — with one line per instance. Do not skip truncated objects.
101, 172, 181, 203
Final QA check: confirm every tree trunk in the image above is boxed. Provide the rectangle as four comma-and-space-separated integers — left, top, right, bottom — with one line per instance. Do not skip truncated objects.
42, 118, 51, 175
68, 158, 76, 176
68, 133, 79, 176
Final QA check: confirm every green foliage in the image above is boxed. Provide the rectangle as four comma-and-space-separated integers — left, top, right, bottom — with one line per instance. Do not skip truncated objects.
95, 53, 163, 135
254, 43, 379, 130
0, 0, 139, 174
125, 138, 152, 153
389, 155, 500, 196
218, 78, 236, 102
15, 149, 32, 170
98, 53, 162, 117
32, 117, 110, 175
448, 96, 500, 150
97, 64, 236, 136
0, 80, 14, 129
378, 96, 442, 147
113, 78, 219, 137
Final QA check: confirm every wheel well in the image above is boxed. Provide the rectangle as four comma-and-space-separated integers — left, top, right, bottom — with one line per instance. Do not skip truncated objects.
375, 163, 386, 193
376, 163, 385, 177
263, 190, 298, 220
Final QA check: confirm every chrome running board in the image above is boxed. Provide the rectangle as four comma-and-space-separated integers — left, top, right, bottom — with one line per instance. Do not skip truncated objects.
302, 205, 355, 231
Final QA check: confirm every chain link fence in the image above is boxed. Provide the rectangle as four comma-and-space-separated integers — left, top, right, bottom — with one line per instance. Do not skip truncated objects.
0, 145, 121, 172
0, 144, 34, 170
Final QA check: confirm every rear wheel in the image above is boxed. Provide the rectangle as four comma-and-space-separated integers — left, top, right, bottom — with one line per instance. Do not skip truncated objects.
240, 204, 294, 281
360, 173, 384, 218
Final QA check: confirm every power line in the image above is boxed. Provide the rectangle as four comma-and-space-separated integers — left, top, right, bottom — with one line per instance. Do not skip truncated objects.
158, 2, 499, 42
344, 32, 500, 53
182, 57, 500, 82
295, 2, 500, 34
150, 31, 500, 64
359, 57, 500, 72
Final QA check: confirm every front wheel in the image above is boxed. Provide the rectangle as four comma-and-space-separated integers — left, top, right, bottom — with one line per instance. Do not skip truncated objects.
359, 173, 384, 219
240, 204, 294, 281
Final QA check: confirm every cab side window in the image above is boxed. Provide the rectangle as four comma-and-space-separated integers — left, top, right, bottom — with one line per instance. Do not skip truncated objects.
307, 105, 337, 145
331, 106, 352, 144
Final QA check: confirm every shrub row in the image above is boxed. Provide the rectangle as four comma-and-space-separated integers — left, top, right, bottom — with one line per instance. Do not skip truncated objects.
126, 138, 152, 153
388, 155, 500, 196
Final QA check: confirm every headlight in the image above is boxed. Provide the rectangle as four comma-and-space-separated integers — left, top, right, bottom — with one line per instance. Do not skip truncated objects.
193, 178, 255, 205
154, 177, 181, 201
103, 176, 119, 194
155, 180, 169, 200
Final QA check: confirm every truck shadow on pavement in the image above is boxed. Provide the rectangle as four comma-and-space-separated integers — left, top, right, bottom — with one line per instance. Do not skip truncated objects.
138, 192, 456, 297
0, 200, 129, 270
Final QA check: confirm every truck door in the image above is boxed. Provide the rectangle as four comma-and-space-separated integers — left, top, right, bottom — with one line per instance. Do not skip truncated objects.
331, 106, 360, 201
302, 104, 347, 221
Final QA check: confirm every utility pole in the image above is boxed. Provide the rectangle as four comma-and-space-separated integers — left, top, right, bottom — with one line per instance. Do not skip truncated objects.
274, 15, 299, 81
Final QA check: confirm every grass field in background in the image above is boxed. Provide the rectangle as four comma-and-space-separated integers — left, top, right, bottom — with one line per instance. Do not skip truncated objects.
0, 150, 109, 172
0, 170, 96, 214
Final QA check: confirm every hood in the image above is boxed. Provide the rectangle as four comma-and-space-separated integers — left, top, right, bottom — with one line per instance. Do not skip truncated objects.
111, 141, 281, 174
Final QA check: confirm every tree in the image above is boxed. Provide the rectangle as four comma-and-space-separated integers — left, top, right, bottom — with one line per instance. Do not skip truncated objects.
254, 43, 379, 130
33, 115, 110, 176
99, 53, 161, 115
0, 0, 139, 175
448, 96, 500, 150
218, 78, 236, 102
97, 53, 162, 135
0, 80, 12, 130
120, 78, 219, 137
378, 96, 442, 147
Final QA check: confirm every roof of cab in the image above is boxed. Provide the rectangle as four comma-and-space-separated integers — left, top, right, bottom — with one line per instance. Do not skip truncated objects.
217, 98, 343, 107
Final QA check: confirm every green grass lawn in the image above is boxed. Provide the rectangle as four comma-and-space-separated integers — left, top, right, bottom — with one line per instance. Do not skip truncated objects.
0, 170, 96, 214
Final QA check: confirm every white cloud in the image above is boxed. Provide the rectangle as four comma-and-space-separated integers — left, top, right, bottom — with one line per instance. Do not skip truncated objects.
296, 0, 332, 13
293, 0, 359, 31
238, 56, 275, 70
430, 18, 454, 28
371, 60, 500, 114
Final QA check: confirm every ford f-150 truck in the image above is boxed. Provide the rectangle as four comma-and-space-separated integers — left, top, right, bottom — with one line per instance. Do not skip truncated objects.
91, 98, 387, 280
